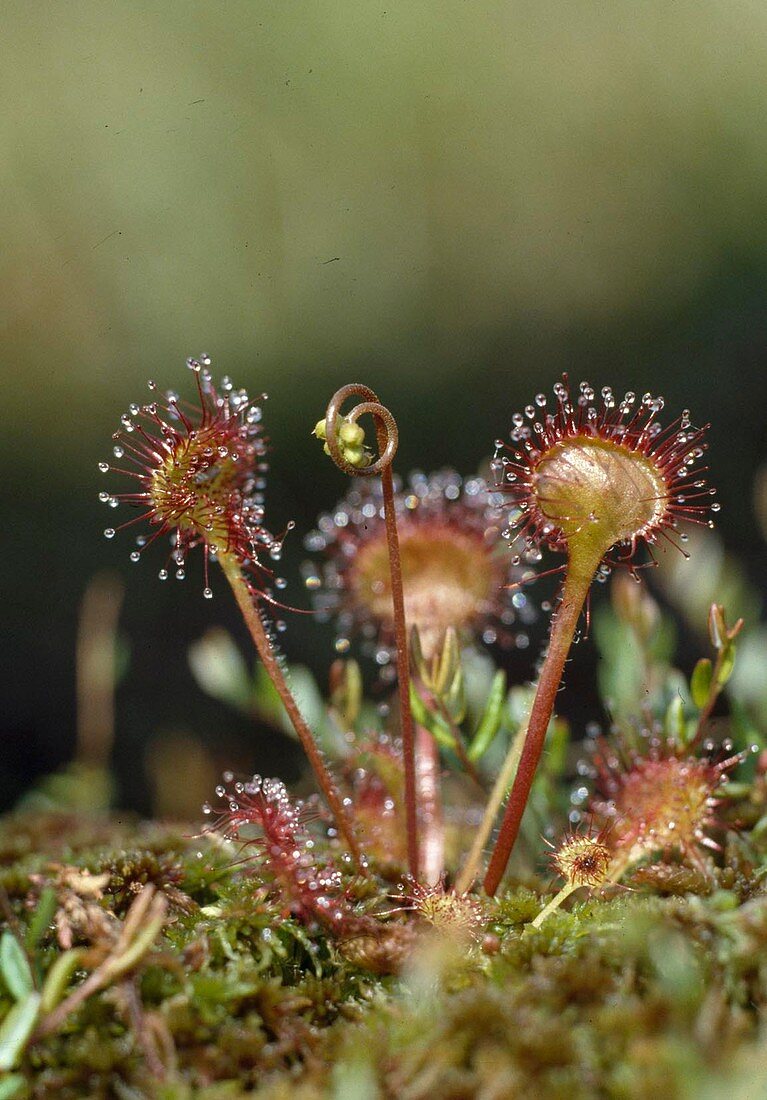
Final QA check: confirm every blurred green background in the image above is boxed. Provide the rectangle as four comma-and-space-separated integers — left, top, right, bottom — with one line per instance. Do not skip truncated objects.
3, 2, 766, 814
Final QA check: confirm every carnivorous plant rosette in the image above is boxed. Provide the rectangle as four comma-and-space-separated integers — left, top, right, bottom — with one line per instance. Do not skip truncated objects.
590, 731, 742, 881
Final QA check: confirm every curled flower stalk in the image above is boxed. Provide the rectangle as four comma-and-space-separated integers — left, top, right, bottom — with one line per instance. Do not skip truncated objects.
100, 356, 364, 869
317, 384, 420, 880
483, 377, 715, 896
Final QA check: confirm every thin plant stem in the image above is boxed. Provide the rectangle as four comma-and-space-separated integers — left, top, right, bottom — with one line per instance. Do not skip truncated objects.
483, 547, 601, 896
530, 882, 579, 929
324, 384, 419, 879
415, 724, 443, 885
379, 460, 420, 880
454, 717, 528, 895
220, 552, 366, 871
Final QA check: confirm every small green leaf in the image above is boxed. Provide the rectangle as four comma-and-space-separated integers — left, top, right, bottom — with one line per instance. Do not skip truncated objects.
690, 658, 713, 709
664, 695, 686, 743
0, 991, 40, 1071
541, 718, 569, 779
0, 1074, 26, 1100
188, 628, 253, 714
25, 887, 57, 954
434, 628, 461, 697
717, 781, 751, 800
468, 670, 507, 762
1, 933, 33, 1002
442, 666, 466, 724
40, 949, 85, 1014
715, 643, 736, 689
408, 686, 454, 749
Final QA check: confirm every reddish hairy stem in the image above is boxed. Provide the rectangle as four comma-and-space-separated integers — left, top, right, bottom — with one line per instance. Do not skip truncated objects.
379, 462, 420, 880
483, 551, 599, 896
220, 553, 366, 872
324, 384, 420, 880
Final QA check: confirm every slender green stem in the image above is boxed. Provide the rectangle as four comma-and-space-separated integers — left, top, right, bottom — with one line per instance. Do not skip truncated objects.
220, 553, 366, 871
483, 547, 601, 896
454, 716, 528, 895
530, 882, 579, 929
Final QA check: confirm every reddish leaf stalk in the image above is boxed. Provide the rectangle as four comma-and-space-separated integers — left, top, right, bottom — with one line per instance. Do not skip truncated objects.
324, 384, 420, 880
483, 547, 600, 896
220, 553, 365, 870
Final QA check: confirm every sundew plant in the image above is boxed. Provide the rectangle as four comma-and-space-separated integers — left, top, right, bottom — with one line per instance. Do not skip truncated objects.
2, 357, 767, 1099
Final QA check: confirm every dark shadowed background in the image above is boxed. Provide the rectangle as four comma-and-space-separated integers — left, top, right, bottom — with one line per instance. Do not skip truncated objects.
3, 2, 766, 815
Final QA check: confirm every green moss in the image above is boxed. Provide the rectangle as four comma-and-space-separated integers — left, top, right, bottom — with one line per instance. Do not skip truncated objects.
1, 809, 766, 1099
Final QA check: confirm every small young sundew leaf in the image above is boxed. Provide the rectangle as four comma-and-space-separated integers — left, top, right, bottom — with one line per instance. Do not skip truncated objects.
0, 932, 33, 1002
